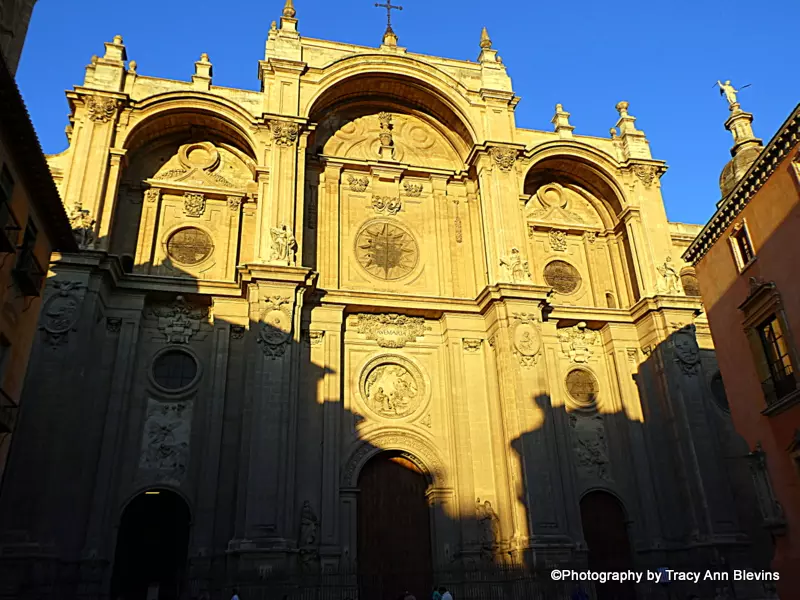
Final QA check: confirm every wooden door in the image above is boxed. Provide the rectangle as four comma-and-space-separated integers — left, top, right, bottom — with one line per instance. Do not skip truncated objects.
580, 491, 636, 600
358, 453, 433, 600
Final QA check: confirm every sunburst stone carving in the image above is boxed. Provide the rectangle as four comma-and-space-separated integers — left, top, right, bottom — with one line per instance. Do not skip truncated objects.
355, 220, 419, 281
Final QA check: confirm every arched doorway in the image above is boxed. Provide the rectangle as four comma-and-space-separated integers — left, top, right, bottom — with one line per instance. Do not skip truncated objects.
358, 452, 433, 600
580, 491, 636, 600
110, 489, 191, 600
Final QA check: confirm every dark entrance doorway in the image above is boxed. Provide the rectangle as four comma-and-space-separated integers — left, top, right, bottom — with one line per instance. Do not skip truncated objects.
580, 491, 636, 600
110, 489, 191, 600
358, 452, 433, 600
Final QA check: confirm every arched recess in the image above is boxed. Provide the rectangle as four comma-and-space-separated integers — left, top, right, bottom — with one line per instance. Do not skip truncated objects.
303, 56, 479, 153
110, 488, 192, 600
579, 489, 636, 600
110, 104, 259, 273
341, 429, 448, 489
523, 145, 640, 306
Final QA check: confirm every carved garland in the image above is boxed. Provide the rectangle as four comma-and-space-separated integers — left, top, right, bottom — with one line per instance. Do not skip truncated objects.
632, 164, 658, 188
355, 313, 425, 348
85, 96, 119, 123
372, 196, 402, 215
347, 175, 370, 192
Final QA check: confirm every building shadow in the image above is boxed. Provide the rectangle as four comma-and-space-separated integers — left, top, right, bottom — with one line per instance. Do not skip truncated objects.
0, 243, 779, 600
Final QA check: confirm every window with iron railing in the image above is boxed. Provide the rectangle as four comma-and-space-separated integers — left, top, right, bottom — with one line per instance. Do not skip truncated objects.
0, 164, 20, 253
758, 315, 797, 405
12, 221, 44, 297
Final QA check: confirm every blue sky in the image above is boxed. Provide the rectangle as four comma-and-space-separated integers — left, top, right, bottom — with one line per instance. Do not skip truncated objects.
15, 0, 799, 226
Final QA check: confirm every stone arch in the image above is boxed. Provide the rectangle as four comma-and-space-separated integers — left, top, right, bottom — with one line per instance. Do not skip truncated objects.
120, 92, 259, 159
342, 429, 448, 489
522, 141, 627, 223
116, 485, 194, 526
579, 486, 630, 521
304, 56, 478, 156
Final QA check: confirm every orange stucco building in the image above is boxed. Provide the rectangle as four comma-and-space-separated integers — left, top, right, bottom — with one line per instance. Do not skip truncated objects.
685, 99, 800, 596
0, 44, 76, 480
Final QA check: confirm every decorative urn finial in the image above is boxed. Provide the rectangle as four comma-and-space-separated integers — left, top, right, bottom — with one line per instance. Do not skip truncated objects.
283, 0, 296, 18
480, 27, 492, 49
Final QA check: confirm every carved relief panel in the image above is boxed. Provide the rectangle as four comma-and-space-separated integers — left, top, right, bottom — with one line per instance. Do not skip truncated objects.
138, 398, 194, 484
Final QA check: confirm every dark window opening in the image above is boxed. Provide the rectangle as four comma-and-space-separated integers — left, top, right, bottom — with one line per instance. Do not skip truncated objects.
758, 316, 796, 404
152, 350, 198, 391
0, 165, 20, 253
733, 225, 755, 268
12, 222, 44, 297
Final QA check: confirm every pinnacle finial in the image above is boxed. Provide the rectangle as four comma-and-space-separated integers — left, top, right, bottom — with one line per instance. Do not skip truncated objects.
480, 27, 492, 49
283, 0, 296, 18
113, 35, 123, 45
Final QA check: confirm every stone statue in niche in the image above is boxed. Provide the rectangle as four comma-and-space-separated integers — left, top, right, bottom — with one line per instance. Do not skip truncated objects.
377, 111, 395, 160
657, 256, 683, 295
500, 247, 531, 283
299, 500, 319, 547
68, 203, 96, 249
270, 224, 297, 265
139, 400, 193, 483
476, 499, 501, 545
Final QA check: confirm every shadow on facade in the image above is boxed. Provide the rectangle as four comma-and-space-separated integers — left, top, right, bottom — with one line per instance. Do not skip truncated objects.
0, 253, 779, 600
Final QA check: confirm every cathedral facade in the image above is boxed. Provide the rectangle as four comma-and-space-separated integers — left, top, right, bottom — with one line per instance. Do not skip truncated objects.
0, 3, 776, 599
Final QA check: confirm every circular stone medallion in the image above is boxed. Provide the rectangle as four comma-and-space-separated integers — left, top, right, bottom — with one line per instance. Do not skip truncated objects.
359, 356, 427, 420
167, 228, 214, 265
566, 368, 599, 408
513, 322, 542, 357
260, 309, 291, 345
355, 220, 419, 281
544, 260, 582, 294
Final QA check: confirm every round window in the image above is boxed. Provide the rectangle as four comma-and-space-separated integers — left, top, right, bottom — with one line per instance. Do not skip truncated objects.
152, 350, 199, 391
566, 368, 599, 408
166, 228, 213, 265
544, 260, 582, 295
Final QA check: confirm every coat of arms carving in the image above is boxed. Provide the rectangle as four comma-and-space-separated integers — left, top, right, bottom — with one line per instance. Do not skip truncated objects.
512, 314, 542, 367
558, 322, 599, 363
183, 193, 206, 217
41, 280, 87, 348
258, 295, 293, 359
150, 296, 208, 344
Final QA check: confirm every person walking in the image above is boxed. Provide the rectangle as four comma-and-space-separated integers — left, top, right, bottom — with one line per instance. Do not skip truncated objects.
231, 588, 240, 600
431, 587, 442, 600
440, 587, 453, 600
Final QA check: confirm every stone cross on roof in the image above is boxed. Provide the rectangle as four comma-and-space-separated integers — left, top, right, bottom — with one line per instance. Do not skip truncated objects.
375, 0, 403, 46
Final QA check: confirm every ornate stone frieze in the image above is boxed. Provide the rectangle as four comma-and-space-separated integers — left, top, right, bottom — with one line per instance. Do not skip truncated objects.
40, 281, 87, 348
570, 413, 611, 481
372, 195, 402, 215
402, 182, 423, 197
626, 348, 639, 363
106, 318, 122, 333
270, 224, 298, 265
68, 203, 96, 250
183, 193, 206, 218
511, 313, 542, 367
673, 324, 701, 377
230, 325, 246, 340
355, 313, 425, 348
144, 188, 161, 203
85, 95, 118, 123
632, 164, 658, 188
139, 399, 192, 483
463, 338, 482, 353
227, 196, 242, 212
585, 231, 596, 244
558, 322, 599, 363
549, 229, 567, 252
150, 296, 208, 344
500, 247, 531, 283
657, 256, 683, 294
454, 215, 463, 244
257, 295, 293, 359
490, 147, 517, 172
270, 120, 299, 146
347, 175, 370, 192
342, 432, 446, 487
